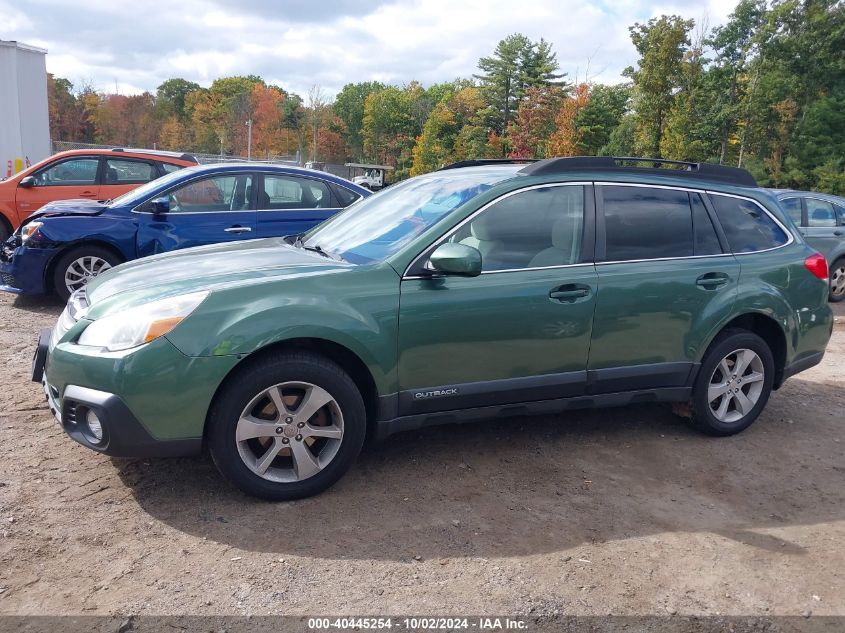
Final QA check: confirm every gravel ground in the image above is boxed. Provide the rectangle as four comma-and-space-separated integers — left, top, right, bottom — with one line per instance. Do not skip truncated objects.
0, 292, 843, 620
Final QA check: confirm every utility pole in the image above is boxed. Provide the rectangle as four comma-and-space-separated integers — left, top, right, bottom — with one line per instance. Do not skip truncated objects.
246, 119, 253, 160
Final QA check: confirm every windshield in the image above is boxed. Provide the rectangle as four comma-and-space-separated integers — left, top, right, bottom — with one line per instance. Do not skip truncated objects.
303, 166, 521, 264
107, 166, 199, 207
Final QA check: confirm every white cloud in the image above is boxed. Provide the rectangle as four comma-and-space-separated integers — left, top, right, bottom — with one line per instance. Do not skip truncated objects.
0, 0, 738, 97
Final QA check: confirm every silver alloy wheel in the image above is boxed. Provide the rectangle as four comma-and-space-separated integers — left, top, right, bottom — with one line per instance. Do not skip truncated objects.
707, 348, 765, 423
831, 263, 845, 298
64, 256, 112, 294
235, 381, 344, 483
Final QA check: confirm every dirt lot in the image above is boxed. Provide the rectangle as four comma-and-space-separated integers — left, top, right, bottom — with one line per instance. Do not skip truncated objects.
0, 292, 843, 620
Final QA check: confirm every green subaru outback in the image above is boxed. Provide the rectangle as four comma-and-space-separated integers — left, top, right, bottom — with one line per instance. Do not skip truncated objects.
34, 157, 833, 499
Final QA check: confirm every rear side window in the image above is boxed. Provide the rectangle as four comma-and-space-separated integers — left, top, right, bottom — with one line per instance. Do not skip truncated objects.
691, 193, 722, 256
104, 158, 156, 184
330, 183, 362, 208
602, 186, 693, 261
806, 199, 837, 227
780, 197, 803, 226
160, 162, 183, 174
710, 194, 789, 253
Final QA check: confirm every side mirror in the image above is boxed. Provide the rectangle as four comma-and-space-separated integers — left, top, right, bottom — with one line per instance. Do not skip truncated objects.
427, 243, 482, 277
18, 176, 35, 188
150, 197, 170, 215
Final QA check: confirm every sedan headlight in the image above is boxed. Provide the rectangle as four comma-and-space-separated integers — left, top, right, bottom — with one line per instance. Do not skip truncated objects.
20, 221, 43, 243
77, 291, 209, 352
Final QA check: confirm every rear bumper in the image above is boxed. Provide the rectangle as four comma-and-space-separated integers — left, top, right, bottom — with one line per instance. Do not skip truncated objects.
780, 350, 825, 384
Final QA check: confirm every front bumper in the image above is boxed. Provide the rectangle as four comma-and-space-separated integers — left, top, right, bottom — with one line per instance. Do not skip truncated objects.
0, 240, 54, 295
41, 328, 240, 457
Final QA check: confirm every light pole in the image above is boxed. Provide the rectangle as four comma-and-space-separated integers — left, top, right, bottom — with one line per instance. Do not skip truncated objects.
246, 118, 253, 160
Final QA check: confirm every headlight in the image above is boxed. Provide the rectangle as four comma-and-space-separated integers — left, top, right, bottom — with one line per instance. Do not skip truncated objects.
20, 221, 43, 243
77, 291, 209, 351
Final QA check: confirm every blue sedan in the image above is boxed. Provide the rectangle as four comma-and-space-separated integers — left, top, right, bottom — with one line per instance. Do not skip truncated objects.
0, 163, 370, 299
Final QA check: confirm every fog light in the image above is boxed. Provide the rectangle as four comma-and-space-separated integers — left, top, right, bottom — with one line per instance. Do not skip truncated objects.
85, 409, 103, 442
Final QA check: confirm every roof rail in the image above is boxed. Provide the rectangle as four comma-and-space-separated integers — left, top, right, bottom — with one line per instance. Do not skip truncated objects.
438, 159, 538, 171
518, 156, 757, 187
110, 147, 198, 163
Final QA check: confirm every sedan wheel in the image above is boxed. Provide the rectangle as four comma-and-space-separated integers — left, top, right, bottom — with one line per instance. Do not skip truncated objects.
235, 381, 344, 483
64, 255, 112, 295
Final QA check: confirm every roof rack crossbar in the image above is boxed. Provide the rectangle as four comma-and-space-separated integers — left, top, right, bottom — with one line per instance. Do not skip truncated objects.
438, 159, 539, 171
517, 156, 757, 187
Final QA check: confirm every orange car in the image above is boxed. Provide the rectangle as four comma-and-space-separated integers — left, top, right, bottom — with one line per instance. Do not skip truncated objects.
0, 148, 197, 241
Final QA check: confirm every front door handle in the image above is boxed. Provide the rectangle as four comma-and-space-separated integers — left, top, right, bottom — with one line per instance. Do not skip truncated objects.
696, 272, 730, 289
549, 284, 591, 303
79, 190, 97, 198
834, 230, 843, 236
225, 226, 252, 234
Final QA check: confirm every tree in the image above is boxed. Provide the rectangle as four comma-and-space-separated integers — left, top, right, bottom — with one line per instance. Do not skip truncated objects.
333, 81, 385, 160
307, 85, 329, 162
475, 33, 567, 139
156, 78, 201, 120
625, 15, 695, 158
573, 84, 631, 155
507, 85, 565, 158
548, 84, 592, 157
411, 87, 486, 174
362, 85, 420, 173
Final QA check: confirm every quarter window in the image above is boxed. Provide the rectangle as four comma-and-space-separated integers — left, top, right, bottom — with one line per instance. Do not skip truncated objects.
780, 197, 803, 226
104, 158, 156, 184
260, 175, 331, 210
449, 185, 585, 272
602, 186, 693, 261
330, 183, 361, 208
806, 199, 837, 227
159, 162, 183, 174
33, 158, 99, 186
166, 175, 253, 213
710, 194, 789, 253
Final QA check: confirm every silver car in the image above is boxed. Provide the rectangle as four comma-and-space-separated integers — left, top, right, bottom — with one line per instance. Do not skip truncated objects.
775, 190, 845, 302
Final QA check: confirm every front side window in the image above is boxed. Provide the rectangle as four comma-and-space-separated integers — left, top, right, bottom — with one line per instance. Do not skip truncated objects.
261, 175, 330, 210
167, 175, 253, 213
33, 158, 99, 186
104, 158, 156, 184
602, 186, 693, 261
448, 185, 584, 271
780, 197, 803, 226
806, 199, 837, 227
303, 166, 522, 264
710, 194, 789, 253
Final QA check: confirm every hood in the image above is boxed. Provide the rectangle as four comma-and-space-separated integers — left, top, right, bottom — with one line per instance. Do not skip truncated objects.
84, 237, 354, 317
25, 199, 109, 223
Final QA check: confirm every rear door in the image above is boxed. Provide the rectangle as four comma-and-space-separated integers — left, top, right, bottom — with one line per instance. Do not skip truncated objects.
135, 172, 257, 257
254, 173, 342, 238
588, 184, 740, 392
15, 155, 101, 216
98, 157, 162, 202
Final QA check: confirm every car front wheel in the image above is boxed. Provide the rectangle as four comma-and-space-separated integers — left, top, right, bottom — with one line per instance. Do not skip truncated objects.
689, 329, 774, 436
829, 258, 845, 303
208, 351, 366, 500
52, 246, 121, 301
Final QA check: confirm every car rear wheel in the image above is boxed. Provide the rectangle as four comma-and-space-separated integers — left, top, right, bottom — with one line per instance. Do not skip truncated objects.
207, 351, 366, 500
688, 329, 774, 436
52, 246, 121, 301
829, 258, 845, 303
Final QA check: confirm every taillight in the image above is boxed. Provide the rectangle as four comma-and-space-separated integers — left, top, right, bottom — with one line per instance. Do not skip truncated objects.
805, 253, 828, 280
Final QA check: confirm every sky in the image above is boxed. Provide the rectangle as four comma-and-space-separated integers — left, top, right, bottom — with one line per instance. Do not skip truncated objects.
0, 0, 738, 99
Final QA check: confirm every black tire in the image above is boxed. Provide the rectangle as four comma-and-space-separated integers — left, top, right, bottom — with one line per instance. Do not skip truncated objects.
829, 257, 845, 303
688, 328, 775, 436
207, 351, 366, 500
52, 245, 122, 301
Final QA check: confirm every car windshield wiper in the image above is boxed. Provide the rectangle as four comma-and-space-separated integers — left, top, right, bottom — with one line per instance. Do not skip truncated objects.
303, 242, 344, 262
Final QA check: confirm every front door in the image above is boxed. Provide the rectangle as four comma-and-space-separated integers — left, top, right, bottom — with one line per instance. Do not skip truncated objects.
588, 185, 740, 392
255, 173, 341, 238
397, 184, 597, 416
135, 173, 256, 257
15, 156, 101, 217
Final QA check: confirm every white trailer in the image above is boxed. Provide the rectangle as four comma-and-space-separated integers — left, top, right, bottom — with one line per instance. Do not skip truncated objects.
0, 40, 50, 178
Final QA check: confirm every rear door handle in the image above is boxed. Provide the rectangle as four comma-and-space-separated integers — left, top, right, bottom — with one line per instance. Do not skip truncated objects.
224, 226, 252, 234
834, 230, 843, 236
79, 190, 97, 198
696, 272, 730, 289
549, 284, 591, 303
